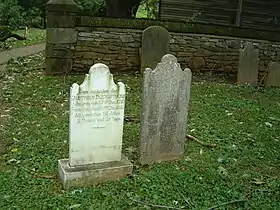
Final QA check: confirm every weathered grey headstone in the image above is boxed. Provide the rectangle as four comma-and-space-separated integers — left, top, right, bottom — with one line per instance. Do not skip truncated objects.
139, 54, 192, 165
237, 42, 259, 85
264, 62, 280, 87
140, 26, 169, 73
58, 63, 133, 189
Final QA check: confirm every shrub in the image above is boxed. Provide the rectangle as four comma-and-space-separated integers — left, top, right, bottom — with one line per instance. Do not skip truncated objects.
0, 0, 24, 30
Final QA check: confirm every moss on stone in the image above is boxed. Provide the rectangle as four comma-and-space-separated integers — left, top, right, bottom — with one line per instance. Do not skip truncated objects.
77, 17, 280, 42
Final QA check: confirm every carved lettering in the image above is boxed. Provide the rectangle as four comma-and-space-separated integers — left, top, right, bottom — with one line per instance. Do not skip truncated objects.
72, 91, 125, 127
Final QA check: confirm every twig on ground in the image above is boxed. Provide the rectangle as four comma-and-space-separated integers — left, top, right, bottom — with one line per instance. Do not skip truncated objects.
33, 174, 56, 179
208, 199, 246, 210
130, 198, 181, 210
124, 115, 140, 123
186, 134, 217, 148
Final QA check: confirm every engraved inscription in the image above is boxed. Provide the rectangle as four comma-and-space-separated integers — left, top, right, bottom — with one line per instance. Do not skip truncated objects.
72, 91, 125, 128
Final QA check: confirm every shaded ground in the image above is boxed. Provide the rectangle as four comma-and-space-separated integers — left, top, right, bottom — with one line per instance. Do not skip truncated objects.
0, 54, 279, 209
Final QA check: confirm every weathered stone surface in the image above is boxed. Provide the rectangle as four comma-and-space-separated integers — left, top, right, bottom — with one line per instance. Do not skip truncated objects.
47, 28, 77, 44
58, 63, 132, 189
120, 34, 134, 43
141, 26, 169, 73
189, 57, 206, 70
47, 12, 76, 28
73, 28, 280, 75
45, 58, 72, 75
237, 42, 259, 85
139, 54, 192, 165
46, 44, 74, 58
264, 62, 280, 87
127, 56, 140, 65
69, 63, 126, 166
58, 154, 133, 189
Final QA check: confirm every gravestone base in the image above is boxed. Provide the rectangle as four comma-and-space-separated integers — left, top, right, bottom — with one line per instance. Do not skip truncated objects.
140, 152, 184, 165
58, 154, 133, 189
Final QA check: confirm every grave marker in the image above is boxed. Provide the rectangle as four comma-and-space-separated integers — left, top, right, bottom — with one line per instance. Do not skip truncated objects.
139, 54, 192, 165
237, 42, 259, 85
264, 62, 280, 87
58, 63, 133, 189
141, 26, 169, 73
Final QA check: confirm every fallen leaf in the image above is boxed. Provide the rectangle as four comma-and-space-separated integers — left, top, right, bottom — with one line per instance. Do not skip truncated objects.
265, 122, 273, 127
71, 189, 83, 194
218, 166, 228, 175
11, 148, 18, 153
184, 157, 192, 162
125, 146, 137, 153
251, 178, 265, 185
8, 159, 17, 163
34, 174, 56, 179
69, 204, 81, 209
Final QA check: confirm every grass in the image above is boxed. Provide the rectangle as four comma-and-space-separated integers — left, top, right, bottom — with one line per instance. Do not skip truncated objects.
0, 54, 280, 209
2, 28, 45, 50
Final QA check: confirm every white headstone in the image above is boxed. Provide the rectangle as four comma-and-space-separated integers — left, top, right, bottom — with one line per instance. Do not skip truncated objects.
69, 63, 125, 166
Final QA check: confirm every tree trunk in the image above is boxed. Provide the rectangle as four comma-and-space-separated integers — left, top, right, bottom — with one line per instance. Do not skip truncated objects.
105, 0, 142, 18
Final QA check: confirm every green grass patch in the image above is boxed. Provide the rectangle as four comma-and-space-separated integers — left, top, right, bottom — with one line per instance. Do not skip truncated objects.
0, 54, 279, 209
3, 28, 45, 50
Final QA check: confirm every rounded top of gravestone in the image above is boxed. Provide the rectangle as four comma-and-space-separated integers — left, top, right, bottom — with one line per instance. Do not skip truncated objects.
89, 63, 110, 76
143, 25, 169, 34
161, 54, 178, 64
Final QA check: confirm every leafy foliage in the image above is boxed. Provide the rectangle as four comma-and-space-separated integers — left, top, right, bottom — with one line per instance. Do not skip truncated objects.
0, 0, 24, 30
140, 0, 159, 19
75, 0, 106, 15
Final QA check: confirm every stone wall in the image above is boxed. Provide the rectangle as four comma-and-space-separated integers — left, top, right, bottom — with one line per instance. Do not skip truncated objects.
46, 0, 280, 78
73, 27, 280, 77
73, 28, 141, 73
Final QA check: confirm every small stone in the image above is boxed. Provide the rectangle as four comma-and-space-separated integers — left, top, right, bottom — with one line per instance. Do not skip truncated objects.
189, 57, 206, 70
120, 35, 134, 43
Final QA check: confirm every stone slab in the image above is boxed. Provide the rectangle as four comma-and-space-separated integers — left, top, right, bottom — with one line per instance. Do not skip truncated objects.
46, 44, 74, 58
47, 12, 76, 28
141, 26, 169, 73
58, 154, 133, 189
47, 28, 77, 44
237, 42, 259, 85
264, 62, 280, 87
139, 54, 192, 165
69, 64, 126, 166
47, 0, 79, 13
